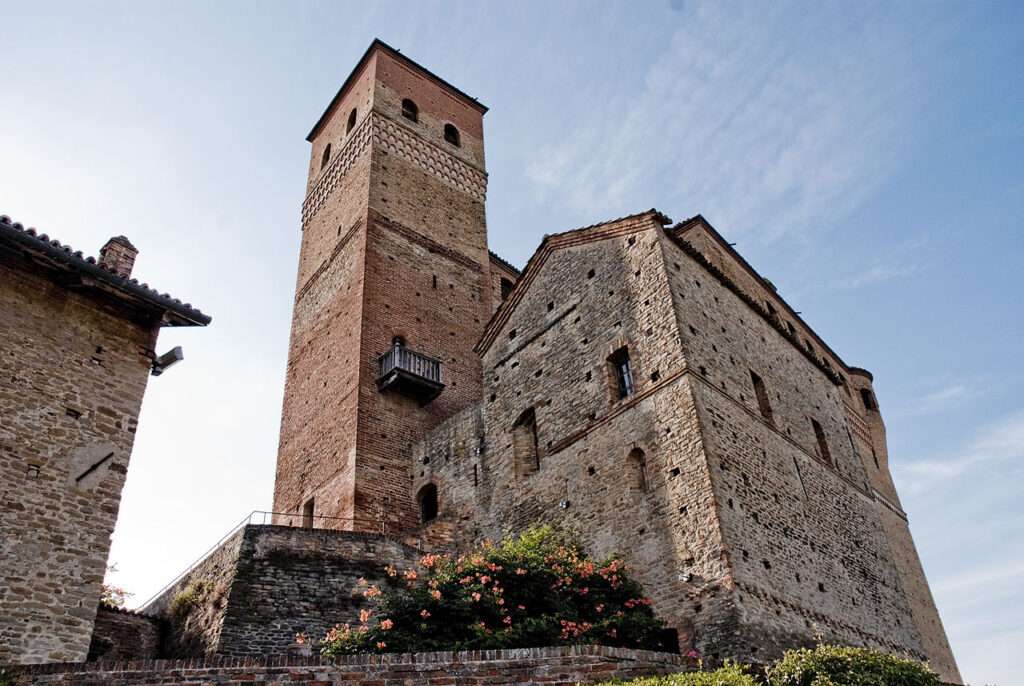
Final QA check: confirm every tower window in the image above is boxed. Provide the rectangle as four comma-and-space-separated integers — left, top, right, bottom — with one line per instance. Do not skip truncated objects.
811, 418, 832, 465
302, 498, 315, 528
499, 277, 514, 301
608, 347, 635, 399
750, 370, 774, 425
860, 388, 877, 411
512, 408, 540, 477
417, 483, 438, 523
444, 123, 461, 147
629, 448, 649, 493
347, 108, 357, 134
401, 98, 419, 122
321, 143, 332, 170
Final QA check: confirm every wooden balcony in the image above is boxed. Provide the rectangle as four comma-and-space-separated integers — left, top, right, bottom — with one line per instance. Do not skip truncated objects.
376, 344, 444, 402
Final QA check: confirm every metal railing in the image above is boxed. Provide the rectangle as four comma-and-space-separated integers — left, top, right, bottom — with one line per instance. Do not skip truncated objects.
137, 510, 387, 612
377, 344, 443, 385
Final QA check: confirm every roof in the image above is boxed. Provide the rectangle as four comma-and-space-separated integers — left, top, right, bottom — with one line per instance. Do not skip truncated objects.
0, 214, 211, 327
488, 250, 520, 276
307, 38, 488, 142
672, 214, 860, 380
476, 209, 670, 355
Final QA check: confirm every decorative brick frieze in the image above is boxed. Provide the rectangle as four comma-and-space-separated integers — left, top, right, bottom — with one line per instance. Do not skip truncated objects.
301, 112, 487, 228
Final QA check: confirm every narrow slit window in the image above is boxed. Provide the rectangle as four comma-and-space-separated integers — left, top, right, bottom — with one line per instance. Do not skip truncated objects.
347, 108, 357, 134
401, 98, 419, 122
860, 388, 877, 411
500, 277, 514, 301
512, 408, 540, 477
321, 143, 332, 170
811, 418, 832, 465
418, 483, 438, 522
302, 498, 315, 528
609, 347, 635, 399
750, 370, 774, 425
629, 448, 649, 493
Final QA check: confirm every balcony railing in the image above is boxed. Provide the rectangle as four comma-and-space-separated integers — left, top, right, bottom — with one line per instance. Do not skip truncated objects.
376, 344, 444, 402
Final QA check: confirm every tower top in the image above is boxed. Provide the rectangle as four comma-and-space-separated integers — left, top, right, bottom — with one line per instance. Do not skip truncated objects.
306, 38, 488, 142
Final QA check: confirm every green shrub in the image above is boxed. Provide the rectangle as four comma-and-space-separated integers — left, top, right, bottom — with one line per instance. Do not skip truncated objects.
598, 663, 759, 686
168, 579, 211, 619
767, 645, 940, 686
320, 525, 671, 655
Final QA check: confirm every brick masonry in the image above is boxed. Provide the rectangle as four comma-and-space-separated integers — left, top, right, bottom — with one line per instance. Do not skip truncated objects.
262, 40, 961, 683
7, 645, 687, 686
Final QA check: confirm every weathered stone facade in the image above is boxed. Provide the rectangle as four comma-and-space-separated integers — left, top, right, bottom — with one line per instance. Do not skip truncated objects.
143, 525, 422, 658
0, 217, 209, 665
86, 607, 163, 662
260, 38, 960, 682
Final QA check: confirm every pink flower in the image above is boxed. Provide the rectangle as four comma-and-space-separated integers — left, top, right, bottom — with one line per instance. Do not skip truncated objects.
380, 619, 394, 631
596, 604, 605, 613
376, 641, 387, 650
364, 585, 382, 598
384, 565, 397, 577
471, 592, 482, 602
515, 568, 527, 576
404, 569, 418, 581
503, 616, 513, 625
359, 609, 372, 623
430, 589, 442, 600
420, 609, 431, 619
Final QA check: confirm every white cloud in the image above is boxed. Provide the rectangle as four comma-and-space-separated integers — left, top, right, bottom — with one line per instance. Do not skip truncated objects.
896, 409, 1024, 488
831, 262, 919, 290
527, 1, 942, 242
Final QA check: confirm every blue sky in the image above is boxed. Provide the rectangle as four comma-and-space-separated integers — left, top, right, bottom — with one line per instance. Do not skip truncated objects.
1, 1, 1021, 683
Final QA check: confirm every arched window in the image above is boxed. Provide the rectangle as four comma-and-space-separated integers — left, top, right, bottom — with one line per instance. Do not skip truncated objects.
512, 408, 539, 478
401, 99, 419, 122
628, 448, 649, 493
444, 123, 461, 147
347, 108, 357, 134
418, 483, 438, 523
320, 143, 331, 170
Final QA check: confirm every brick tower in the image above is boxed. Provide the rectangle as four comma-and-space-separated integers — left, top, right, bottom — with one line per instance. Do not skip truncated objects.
273, 40, 492, 533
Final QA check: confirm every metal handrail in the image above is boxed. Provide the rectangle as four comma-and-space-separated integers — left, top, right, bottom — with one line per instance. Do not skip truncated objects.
137, 510, 384, 612
377, 344, 443, 384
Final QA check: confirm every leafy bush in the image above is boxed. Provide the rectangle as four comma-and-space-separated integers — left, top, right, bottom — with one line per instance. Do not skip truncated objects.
597, 663, 759, 686
766, 645, 940, 686
168, 579, 211, 619
320, 525, 670, 655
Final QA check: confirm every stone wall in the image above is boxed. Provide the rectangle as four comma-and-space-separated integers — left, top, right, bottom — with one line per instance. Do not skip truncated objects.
144, 526, 246, 657
0, 262, 154, 664
144, 525, 423, 658
9, 645, 686, 686
87, 607, 163, 662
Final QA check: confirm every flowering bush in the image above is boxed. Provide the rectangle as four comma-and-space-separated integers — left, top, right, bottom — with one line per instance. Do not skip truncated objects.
320, 526, 670, 655
766, 644, 941, 686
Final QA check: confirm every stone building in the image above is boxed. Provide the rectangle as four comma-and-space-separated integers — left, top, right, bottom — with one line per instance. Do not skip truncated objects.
263, 39, 960, 683
0, 215, 209, 664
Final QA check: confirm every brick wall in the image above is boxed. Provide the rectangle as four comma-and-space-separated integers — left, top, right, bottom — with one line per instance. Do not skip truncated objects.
9, 645, 686, 686
0, 262, 154, 664
87, 607, 162, 662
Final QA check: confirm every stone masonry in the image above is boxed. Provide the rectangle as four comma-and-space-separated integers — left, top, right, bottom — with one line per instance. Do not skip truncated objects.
125, 38, 959, 684
0, 216, 209, 664
143, 525, 423, 658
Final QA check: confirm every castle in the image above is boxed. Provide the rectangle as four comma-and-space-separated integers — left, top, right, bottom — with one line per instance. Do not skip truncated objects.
0, 39, 960, 684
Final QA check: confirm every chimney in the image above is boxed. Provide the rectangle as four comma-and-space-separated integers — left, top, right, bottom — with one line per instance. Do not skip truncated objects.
98, 236, 138, 278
